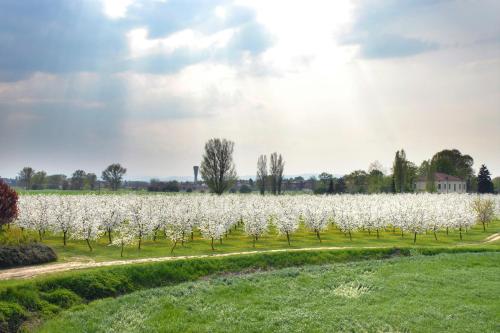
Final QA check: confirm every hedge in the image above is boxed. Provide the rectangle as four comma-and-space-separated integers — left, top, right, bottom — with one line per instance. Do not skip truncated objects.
0, 246, 497, 332
0, 244, 57, 269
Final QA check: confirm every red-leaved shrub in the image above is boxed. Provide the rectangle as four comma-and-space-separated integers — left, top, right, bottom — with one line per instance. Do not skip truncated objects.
0, 180, 18, 226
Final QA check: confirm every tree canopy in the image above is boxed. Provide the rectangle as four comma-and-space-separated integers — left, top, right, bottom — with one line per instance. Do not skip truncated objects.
477, 164, 494, 193
200, 138, 237, 195
102, 164, 127, 191
430, 149, 474, 180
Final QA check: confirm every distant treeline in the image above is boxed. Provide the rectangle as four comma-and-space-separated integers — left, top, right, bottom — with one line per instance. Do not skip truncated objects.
2, 148, 498, 194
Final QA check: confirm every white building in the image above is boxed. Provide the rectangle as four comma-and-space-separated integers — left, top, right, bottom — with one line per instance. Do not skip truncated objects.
416, 172, 466, 193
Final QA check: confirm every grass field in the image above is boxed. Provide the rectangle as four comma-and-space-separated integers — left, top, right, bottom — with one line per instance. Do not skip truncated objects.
38, 251, 500, 333
12, 219, 500, 262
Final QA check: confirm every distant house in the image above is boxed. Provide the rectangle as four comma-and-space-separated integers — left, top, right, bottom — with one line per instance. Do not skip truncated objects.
416, 172, 466, 193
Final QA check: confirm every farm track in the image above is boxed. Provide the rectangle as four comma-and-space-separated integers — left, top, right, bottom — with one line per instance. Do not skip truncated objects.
1, 233, 498, 281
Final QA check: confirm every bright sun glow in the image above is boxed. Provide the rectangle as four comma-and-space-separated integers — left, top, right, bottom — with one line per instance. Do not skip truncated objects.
215, 5, 227, 19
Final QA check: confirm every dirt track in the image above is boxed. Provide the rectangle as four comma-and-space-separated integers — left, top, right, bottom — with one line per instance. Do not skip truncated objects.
1, 233, 498, 281
0, 246, 381, 280
483, 233, 500, 243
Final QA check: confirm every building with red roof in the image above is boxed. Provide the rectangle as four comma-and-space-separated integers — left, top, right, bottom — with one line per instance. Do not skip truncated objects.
416, 172, 467, 193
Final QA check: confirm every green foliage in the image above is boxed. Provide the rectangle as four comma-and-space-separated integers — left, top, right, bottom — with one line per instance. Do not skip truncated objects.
494, 177, 500, 194
477, 164, 494, 194
200, 138, 237, 195
0, 301, 27, 332
102, 164, 127, 191
0, 228, 35, 246
38, 272, 134, 301
31, 171, 47, 190
344, 170, 368, 193
430, 149, 474, 181
40, 290, 82, 309
239, 185, 252, 194
0, 244, 57, 268
392, 149, 417, 192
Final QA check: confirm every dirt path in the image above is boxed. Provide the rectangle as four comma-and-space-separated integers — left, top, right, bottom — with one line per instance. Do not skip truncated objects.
483, 233, 500, 243
0, 246, 384, 281
1, 233, 498, 281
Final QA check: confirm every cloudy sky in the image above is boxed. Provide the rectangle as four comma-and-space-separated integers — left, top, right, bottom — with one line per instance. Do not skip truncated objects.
1, 0, 499, 180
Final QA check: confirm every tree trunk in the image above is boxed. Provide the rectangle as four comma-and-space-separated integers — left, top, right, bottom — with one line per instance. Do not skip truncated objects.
348, 230, 352, 241
434, 231, 438, 241
86, 239, 93, 251
63, 231, 67, 246
376, 229, 380, 239
120, 243, 124, 257
286, 232, 290, 246
211, 237, 214, 250
482, 222, 486, 232
171, 240, 178, 254
108, 228, 112, 244
316, 231, 321, 242
413, 232, 417, 244
459, 227, 462, 240
38, 230, 43, 241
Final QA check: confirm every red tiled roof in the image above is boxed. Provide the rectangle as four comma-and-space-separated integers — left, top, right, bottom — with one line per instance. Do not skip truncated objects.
417, 172, 463, 182
434, 172, 463, 181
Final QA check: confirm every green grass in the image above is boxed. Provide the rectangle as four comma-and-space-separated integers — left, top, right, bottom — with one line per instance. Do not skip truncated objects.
38, 252, 500, 333
14, 188, 148, 195
14, 219, 500, 262
2, 247, 497, 332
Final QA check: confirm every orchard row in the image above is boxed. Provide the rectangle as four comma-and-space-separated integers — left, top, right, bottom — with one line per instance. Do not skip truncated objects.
14, 194, 499, 254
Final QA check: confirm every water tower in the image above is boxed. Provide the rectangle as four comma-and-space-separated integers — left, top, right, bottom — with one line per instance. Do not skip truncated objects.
193, 166, 199, 183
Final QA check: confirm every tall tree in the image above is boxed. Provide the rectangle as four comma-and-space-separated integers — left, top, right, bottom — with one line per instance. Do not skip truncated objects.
392, 149, 417, 192
367, 169, 384, 193
86, 173, 97, 190
31, 171, 47, 190
71, 170, 87, 190
477, 164, 494, 193
200, 138, 237, 195
270, 152, 285, 195
368, 161, 385, 174
345, 170, 368, 193
102, 164, 127, 191
327, 178, 334, 194
256, 154, 268, 195
493, 177, 500, 194
430, 149, 474, 180
46, 174, 67, 190
18, 167, 35, 190
315, 172, 333, 194
418, 160, 436, 192
392, 150, 407, 193
335, 177, 346, 193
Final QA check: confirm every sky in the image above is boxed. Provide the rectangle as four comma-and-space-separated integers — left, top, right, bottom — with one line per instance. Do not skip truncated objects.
0, 0, 499, 180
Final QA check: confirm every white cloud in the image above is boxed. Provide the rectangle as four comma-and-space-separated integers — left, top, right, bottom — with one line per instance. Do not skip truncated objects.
126, 27, 236, 59
101, 0, 134, 19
